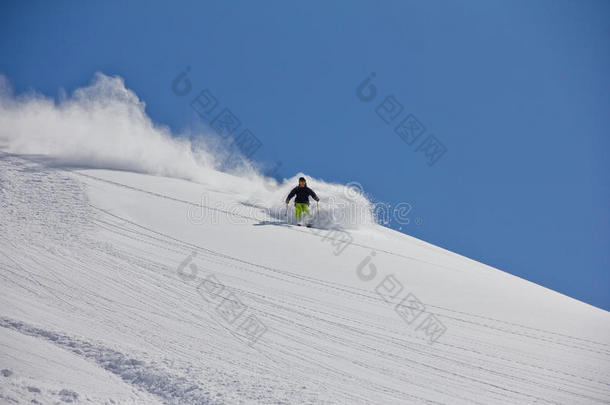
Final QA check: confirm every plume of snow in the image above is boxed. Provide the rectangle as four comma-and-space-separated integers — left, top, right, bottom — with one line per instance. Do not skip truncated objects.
0, 72, 377, 229
0, 72, 221, 180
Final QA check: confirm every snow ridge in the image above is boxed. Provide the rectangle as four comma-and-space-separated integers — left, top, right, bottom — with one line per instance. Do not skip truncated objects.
0, 317, 218, 405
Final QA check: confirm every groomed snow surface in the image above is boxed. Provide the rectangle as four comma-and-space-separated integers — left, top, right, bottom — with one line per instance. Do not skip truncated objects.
1, 153, 609, 404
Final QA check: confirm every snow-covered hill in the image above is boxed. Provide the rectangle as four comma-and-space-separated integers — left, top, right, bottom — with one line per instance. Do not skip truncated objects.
1, 74, 609, 404
1, 153, 609, 404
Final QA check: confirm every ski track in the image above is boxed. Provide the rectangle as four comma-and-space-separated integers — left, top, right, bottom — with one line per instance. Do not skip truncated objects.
0, 317, 217, 405
1, 154, 609, 404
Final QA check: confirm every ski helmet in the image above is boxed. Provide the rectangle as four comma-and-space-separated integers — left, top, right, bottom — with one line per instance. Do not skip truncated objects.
299, 177, 306, 184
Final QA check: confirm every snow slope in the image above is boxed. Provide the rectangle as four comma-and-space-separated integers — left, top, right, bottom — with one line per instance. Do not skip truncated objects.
0, 71, 609, 405
1, 152, 609, 404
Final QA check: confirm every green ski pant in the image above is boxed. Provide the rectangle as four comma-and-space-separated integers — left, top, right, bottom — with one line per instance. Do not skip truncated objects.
295, 203, 310, 219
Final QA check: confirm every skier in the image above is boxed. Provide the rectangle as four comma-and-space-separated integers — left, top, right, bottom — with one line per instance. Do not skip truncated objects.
285, 177, 320, 227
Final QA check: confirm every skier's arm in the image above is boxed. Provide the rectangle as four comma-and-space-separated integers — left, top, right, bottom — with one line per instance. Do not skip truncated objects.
285, 187, 297, 204
309, 188, 320, 202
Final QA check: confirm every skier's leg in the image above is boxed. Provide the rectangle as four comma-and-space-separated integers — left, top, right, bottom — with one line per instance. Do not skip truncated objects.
295, 203, 310, 225
295, 203, 304, 224
302, 203, 311, 225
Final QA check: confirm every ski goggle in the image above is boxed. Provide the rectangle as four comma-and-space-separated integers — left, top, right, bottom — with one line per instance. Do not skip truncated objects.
299, 180, 306, 184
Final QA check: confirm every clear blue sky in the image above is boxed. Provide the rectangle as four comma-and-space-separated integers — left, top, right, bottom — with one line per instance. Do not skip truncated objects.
1, 1, 608, 310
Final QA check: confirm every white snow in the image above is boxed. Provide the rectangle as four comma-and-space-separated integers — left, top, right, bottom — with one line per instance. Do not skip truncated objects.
1, 73, 609, 404
0, 325, 163, 404
1, 153, 609, 404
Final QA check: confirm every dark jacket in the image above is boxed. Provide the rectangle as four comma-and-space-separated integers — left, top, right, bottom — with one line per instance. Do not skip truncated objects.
286, 185, 319, 205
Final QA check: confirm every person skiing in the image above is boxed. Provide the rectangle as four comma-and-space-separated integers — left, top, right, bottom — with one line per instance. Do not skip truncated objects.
285, 177, 320, 226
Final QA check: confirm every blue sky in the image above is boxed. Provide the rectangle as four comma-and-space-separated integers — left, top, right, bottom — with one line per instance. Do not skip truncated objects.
1, 0, 609, 310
